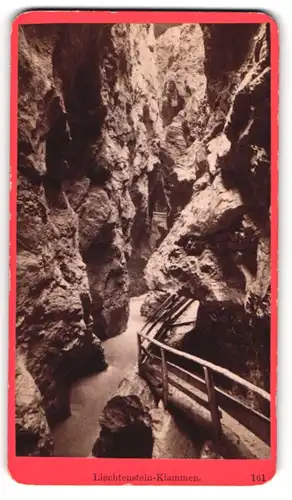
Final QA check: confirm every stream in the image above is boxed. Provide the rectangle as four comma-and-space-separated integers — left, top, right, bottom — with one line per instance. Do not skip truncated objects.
52, 295, 146, 457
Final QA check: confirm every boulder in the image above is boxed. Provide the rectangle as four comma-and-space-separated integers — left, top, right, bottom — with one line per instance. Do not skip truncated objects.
92, 367, 202, 459
92, 395, 153, 458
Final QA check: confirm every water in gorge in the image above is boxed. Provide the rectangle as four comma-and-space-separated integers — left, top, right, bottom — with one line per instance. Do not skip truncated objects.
52, 296, 146, 457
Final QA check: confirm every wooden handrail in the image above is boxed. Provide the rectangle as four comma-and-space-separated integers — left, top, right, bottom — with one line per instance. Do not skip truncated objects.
142, 293, 177, 328
203, 366, 223, 444
138, 330, 270, 402
142, 357, 270, 445
142, 296, 191, 336
160, 348, 169, 408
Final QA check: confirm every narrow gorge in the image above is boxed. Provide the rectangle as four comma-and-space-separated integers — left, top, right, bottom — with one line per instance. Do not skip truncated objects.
16, 22, 271, 459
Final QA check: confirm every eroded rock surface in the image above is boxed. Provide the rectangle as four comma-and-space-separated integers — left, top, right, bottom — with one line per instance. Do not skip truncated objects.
16, 23, 163, 442
15, 355, 53, 456
200, 440, 223, 459
156, 24, 208, 226
145, 24, 270, 310
151, 405, 201, 458
92, 395, 154, 458
143, 24, 271, 393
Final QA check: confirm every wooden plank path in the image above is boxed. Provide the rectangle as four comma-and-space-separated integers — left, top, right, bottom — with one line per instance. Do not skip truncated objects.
137, 293, 271, 453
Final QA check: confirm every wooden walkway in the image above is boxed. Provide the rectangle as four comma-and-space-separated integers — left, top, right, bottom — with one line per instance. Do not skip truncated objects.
152, 211, 167, 221
137, 294, 271, 456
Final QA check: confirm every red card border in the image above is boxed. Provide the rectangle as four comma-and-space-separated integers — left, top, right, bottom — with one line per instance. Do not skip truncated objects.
8, 9, 278, 486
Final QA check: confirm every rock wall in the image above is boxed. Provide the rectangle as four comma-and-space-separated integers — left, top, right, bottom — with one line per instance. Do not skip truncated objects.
15, 355, 53, 456
126, 24, 164, 296
16, 23, 162, 453
18, 25, 107, 440
156, 24, 208, 227
144, 24, 271, 393
16, 21, 271, 455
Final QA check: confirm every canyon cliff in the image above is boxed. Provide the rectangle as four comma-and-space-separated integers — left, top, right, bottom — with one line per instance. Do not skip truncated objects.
16, 23, 162, 454
144, 23, 271, 399
15, 21, 271, 456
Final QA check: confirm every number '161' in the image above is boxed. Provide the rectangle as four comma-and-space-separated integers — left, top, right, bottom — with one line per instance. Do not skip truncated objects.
251, 474, 266, 483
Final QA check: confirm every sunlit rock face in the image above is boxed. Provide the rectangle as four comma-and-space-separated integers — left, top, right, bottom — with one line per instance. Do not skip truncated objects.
155, 24, 208, 226
127, 24, 164, 298
16, 23, 162, 445
143, 24, 271, 392
145, 24, 270, 314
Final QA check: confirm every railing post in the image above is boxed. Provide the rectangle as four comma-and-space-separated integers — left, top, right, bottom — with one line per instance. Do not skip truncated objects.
137, 333, 142, 373
160, 347, 169, 408
203, 366, 222, 445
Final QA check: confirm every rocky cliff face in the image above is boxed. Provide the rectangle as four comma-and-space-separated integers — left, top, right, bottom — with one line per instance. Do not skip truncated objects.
16, 21, 271, 456
15, 356, 53, 456
16, 23, 162, 453
144, 24, 271, 393
156, 24, 208, 226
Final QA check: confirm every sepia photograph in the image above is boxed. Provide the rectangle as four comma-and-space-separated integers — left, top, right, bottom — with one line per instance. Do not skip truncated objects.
14, 17, 272, 465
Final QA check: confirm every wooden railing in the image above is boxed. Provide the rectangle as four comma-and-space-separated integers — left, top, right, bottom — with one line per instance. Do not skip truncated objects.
141, 295, 196, 343
137, 330, 271, 447
152, 211, 167, 216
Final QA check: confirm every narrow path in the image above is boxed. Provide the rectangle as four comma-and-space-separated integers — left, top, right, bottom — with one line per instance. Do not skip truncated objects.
52, 295, 146, 457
